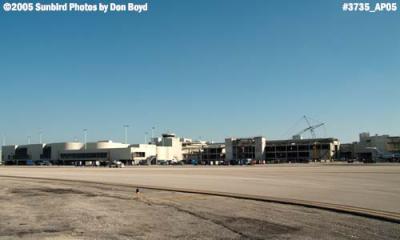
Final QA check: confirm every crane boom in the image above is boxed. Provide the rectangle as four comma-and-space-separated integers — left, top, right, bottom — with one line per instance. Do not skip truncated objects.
292, 116, 324, 140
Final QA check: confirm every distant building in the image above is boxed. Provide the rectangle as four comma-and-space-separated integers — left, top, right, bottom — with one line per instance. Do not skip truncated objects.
151, 133, 183, 161
201, 143, 225, 165
4, 131, 398, 165
1, 141, 157, 166
2, 145, 18, 165
225, 137, 266, 164
387, 137, 400, 153
338, 143, 356, 160
265, 138, 340, 163
181, 139, 207, 162
2, 134, 186, 166
341, 132, 400, 162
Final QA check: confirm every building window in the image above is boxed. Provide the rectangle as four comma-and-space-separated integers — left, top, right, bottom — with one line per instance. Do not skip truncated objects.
133, 152, 145, 157
60, 152, 108, 159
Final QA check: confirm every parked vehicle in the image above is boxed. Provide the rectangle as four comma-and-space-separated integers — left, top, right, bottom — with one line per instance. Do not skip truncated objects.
108, 160, 125, 168
37, 160, 52, 166
190, 159, 198, 165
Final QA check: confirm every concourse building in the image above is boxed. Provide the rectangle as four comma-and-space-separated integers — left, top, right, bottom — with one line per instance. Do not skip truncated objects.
1, 134, 184, 166
225, 137, 266, 164
224, 136, 340, 164
200, 143, 225, 165
1, 133, 345, 165
265, 138, 340, 163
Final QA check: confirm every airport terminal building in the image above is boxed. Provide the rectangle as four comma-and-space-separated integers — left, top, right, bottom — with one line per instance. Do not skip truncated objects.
1, 134, 183, 166
264, 138, 340, 163
225, 137, 266, 164
223, 137, 339, 164
2, 134, 343, 165
340, 132, 400, 162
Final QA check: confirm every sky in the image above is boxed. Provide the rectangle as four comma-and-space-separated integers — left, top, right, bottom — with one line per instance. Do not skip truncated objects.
0, 0, 399, 145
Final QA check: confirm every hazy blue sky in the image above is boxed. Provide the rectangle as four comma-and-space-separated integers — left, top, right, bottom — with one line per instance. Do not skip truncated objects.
0, 0, 399, 144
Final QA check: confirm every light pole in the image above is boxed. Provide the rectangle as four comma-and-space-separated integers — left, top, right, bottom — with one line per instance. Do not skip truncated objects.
39, 129, 43, 144
1, 134, 4, 164
151, 126, 155, 139
123, 125, 129, 144
83, 129, 87, 150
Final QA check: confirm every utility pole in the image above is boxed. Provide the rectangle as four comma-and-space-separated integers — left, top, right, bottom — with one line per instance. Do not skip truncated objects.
123, 125, 129, 144
83, 129, 87, 150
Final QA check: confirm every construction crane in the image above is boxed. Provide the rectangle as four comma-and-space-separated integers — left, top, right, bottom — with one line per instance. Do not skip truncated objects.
292, 116, 324, 140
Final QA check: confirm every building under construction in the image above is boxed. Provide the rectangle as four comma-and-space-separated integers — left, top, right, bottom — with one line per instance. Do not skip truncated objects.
225, 137, 266, 164
200, 143, 225, 165
265, 138, 340, 163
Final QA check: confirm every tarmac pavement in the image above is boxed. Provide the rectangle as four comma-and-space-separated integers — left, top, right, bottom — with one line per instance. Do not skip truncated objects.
1, 164, 399, 216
